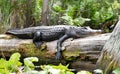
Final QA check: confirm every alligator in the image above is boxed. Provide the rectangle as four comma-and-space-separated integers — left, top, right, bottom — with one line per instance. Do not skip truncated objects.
6, 25, 102, 59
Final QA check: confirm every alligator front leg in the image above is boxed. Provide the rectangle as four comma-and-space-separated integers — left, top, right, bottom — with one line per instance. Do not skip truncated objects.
33, 31, 43, 48
56, 34, 69, 59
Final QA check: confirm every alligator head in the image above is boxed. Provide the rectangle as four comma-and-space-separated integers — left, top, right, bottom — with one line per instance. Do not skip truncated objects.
73, 26, 102, 38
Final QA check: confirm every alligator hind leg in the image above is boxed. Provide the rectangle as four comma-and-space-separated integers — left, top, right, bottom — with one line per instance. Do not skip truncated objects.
56, 34, 69, 59
33, 31, 43, 48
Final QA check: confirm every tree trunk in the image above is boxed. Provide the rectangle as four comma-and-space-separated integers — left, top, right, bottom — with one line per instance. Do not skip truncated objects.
9, 0, 22, 29
96, 20, 120, 74
41, 0, 49, 26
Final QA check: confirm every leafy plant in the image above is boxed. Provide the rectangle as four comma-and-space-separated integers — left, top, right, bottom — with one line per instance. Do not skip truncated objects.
0, 0, 119, 33
1, 52, 119, 74
24, 57, 39, 72
0, 53, 39, 74
32, 0, 42, 22
112, 68, 120, 74
0, 52, 22, 74
39, 64, 74, 74
77, 71, 92, 74
94, 69, 103, 74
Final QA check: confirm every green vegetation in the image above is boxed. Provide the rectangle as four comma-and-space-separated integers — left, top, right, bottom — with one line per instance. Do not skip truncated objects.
40, 64, 74, 74
0, 53, 22, 74
112, 68, 120, 74
0, 0, 120, 33
24, 57, 38, 72
1, 0, 120, 73
0, 52, 91, 74
0, 52, 120, 74
0, 52, 39, 74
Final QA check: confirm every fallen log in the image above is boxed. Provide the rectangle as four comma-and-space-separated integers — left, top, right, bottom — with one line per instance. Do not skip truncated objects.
0, 33, 110, 59
0, 33, 110, 71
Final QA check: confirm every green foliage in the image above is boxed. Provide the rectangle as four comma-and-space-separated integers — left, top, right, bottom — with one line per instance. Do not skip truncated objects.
0, 0, 27, 33
112, 1, 120, 10
24, 57, 39, 71
0, 0, 26, 24
32, 0, 42, 22
94, 69, 103, 74
0, 53, 22, 74
0, 53, 39, 74
112, 68, 120, 74
40, 64, 74, 74
1, 52, 120, 74
0, 52, 75, 74
77, 71, 92, 74
0, 0, 120, 33
50, 0, 118, 29
51, 0, 91, 26
53, 1, 62, 12
94, 68, 120, 74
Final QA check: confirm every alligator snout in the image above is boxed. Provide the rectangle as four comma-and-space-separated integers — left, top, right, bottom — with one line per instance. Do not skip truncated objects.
75, 27, 102, 38
94, 29, 102, 33
90, 29, 102, 36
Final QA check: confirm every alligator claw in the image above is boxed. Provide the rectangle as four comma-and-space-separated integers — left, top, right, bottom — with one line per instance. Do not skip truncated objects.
55, 51, 62, 60
34, 42, 43, 49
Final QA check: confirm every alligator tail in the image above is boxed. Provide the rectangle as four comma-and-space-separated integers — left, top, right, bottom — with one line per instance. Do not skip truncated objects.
6, 29, 33, 39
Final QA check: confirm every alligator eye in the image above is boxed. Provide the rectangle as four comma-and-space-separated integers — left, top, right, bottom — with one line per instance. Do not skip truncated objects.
82, 26, 91, 30
82, 27, 87, 29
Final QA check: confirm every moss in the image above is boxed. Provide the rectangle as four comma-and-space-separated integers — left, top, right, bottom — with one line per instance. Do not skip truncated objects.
63, 49, 80, 61
97, 52, 118, 74
19, 44, 48, 59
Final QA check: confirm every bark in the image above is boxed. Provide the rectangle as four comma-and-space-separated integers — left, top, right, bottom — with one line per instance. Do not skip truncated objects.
96, 20, 120, 74
0, 33, 110, 71
41, 0, 49, 26
9, 0, 21, 29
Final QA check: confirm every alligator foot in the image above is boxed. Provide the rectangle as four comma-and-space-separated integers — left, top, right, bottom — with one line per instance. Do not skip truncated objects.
34, 42, 43, 48
55, 51, 63, 60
